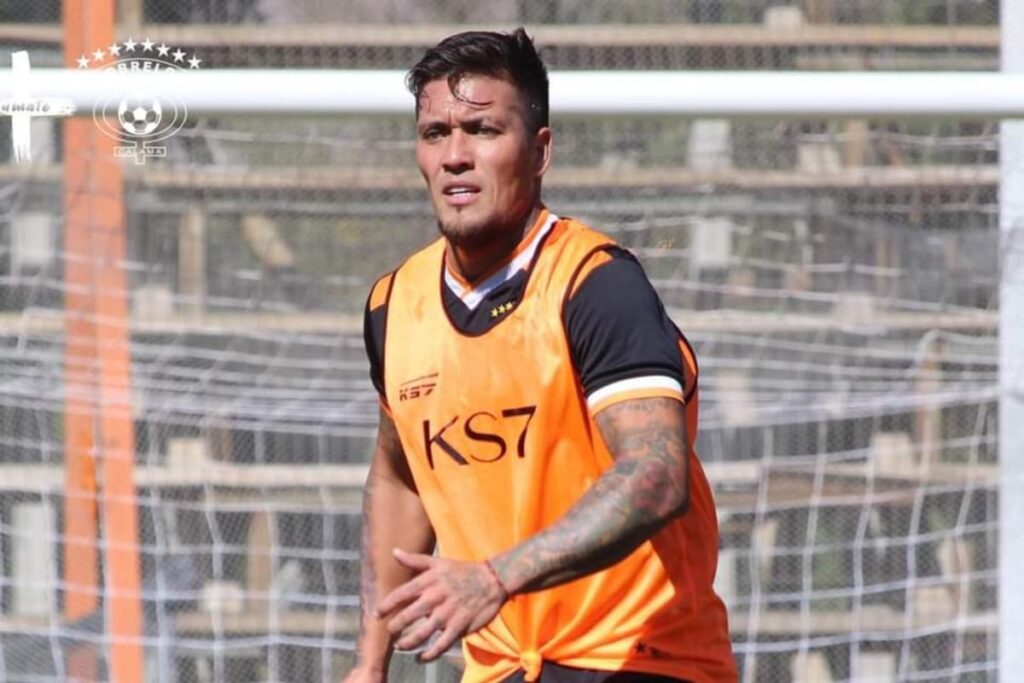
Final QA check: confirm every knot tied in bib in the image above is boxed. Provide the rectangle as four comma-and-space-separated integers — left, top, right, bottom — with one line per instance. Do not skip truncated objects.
521, 649, 542, 681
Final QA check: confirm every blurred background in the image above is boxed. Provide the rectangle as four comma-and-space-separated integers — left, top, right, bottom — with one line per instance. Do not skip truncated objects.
0, 1, 1007, 681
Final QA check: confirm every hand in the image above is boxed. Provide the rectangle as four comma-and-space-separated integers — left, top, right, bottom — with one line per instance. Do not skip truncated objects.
377, 548, 508, 662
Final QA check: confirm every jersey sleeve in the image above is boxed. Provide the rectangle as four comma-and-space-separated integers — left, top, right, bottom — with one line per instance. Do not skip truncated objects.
564, 248, 686, 415
363, 272, 394, 410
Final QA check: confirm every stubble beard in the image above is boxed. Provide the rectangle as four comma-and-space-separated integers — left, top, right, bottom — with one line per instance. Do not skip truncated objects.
437, 213, 506, 250
436, 197, 536, 252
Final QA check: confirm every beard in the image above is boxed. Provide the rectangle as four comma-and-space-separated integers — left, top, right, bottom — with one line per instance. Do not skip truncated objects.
436, 214, 507, 250
436, 200, 535, 251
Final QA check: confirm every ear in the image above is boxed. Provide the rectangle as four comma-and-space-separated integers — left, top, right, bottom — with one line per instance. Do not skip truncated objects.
533, 127, 553, 178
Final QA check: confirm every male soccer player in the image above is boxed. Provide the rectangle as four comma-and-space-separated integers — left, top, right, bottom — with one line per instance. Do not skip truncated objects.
347, 28, 737, 683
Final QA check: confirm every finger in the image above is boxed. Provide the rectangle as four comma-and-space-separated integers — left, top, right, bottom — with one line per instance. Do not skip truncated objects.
396, 612, 444, 652
386, 593, 440, 636
392, 548, 435, 571
418, 617, 466, 663
376, 579, 422, 618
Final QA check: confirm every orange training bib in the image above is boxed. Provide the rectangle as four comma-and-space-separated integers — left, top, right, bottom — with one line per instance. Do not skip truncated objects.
380, 216, 737, 683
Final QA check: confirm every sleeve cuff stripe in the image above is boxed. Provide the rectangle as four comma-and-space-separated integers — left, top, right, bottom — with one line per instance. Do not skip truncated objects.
588, 387, 684, 416
586, 376, 683, 409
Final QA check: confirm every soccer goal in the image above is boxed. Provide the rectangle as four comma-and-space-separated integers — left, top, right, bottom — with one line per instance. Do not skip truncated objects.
0, 3, 1020, 683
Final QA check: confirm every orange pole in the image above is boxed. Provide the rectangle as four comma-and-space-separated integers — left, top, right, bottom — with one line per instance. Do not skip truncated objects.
62, 269, 99, 683
61, 0, 102, 671
63, 2, 144, 682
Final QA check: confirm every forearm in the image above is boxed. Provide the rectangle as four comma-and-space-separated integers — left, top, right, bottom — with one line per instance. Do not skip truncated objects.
491, 397, 688, 595
355, 418, 435, 671
491, 455, 683, 594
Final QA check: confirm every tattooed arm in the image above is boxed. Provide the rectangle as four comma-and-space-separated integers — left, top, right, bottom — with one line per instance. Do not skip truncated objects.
490, 396, 689, 594
374, 396, 689, 662
345, 406, 436, 682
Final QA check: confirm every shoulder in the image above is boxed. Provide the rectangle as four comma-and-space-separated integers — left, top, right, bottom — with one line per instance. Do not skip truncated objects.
363, 234, 445, 352
567, 243, 638, 297
537, 215, 620, 294
563, 247, 657, 325
552, 216, 617, 260
364, 270, 398, 398
366, 270, 396, 315
562, 248, 686, 409
389, 236, 447, 287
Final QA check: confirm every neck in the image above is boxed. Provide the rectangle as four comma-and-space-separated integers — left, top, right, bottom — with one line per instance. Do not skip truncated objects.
446, 204, 543, 284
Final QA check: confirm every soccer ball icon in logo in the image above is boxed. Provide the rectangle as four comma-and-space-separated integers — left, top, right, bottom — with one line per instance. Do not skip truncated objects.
117, 95, 162, 136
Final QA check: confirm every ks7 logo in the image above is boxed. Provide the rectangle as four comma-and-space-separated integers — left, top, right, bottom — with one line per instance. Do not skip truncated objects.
422, 405, 537, 468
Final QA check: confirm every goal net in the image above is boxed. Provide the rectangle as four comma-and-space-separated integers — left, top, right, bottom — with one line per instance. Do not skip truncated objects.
0, 1, 1007, 681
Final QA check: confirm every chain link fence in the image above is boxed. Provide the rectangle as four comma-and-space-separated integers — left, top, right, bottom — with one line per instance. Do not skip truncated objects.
0, 1, 1006, 681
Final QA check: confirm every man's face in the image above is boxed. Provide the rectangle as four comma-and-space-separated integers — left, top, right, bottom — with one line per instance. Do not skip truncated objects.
415, 74, 551, 248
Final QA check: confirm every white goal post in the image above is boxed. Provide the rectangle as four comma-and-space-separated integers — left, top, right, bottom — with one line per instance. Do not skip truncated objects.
3, 69, 1024, 117
0, 35, 1020, 683
1000, 2, 1024, 683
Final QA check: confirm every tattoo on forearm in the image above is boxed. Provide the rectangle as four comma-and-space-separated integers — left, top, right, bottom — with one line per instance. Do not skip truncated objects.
491, 397, 689, 594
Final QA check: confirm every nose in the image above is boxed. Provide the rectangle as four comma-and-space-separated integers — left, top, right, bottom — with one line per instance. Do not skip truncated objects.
441, 129, 473, 174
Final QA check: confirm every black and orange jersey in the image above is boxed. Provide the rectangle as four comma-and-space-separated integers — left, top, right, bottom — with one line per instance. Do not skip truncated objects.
365, 210, 688, 415
363, 209, 736, 683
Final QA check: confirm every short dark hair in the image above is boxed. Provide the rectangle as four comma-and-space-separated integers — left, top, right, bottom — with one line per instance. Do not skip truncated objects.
406, 28, 549, 133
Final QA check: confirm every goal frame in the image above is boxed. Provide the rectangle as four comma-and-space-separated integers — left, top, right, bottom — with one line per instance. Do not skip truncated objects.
0, 15, 1020, 683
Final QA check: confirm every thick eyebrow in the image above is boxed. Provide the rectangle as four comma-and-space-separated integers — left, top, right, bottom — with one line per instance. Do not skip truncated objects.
416, 114, 505, 136
416, 119, 448, 133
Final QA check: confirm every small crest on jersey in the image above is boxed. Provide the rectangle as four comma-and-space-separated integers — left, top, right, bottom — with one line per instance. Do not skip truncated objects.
399, 373, 437, 402
490, 300, 516, 319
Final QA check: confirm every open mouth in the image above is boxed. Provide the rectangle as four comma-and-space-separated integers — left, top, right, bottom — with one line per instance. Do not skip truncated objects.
442, 183, 481, 205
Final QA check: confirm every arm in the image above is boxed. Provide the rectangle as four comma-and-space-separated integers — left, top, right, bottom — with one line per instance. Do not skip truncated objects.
491, 395, 689, 593
346, 406, 436, 681
377, 395, 689, 661
492, 250, 693, 592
